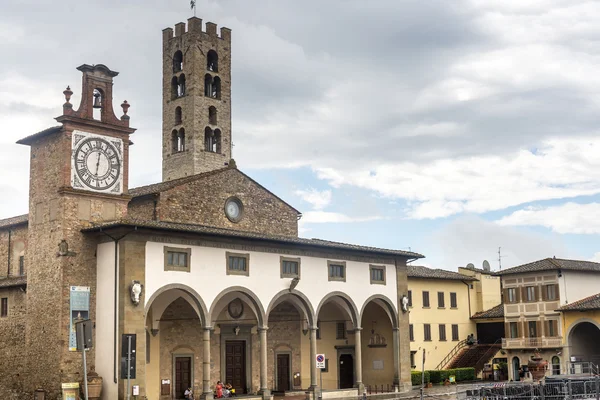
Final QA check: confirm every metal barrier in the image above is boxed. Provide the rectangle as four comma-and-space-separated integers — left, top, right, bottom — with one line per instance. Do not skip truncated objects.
458, 379, 600, 400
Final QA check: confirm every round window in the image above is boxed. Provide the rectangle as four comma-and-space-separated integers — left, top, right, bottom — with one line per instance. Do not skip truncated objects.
224, 197, 244, 222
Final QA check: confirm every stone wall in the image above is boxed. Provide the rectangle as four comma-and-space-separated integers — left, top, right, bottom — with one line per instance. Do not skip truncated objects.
0, 287, 27, 399
0, 224, 28, 278
267, 303, 302, 391
156, 168, 298, 236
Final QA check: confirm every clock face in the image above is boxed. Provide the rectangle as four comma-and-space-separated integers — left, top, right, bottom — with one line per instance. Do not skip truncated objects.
224, 197, 243, 222
71, 131, 123, 194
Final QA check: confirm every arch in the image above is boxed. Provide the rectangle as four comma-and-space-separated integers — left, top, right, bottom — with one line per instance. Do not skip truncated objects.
175, 106, 182, 125
267, 289, 316, 327
178, 74, 186, 97
204, 126, 215, 152
173, 50, 183, 72
208, 286, 267, 328
171, 129, 179, 153
512, 356, 521, 381
316, 291, 360, 328
207, 50, 218, 72
209, 106, 217, 125
178, 128, 186, 152
213, 129, 222, 153
551, 356, 560, 375
213, 76, 221, 99
171, 76, 179, 99
144, 283, 209, 327
359, 294, 398, 328
204, 74, 213, 97
567, 319, 600, 364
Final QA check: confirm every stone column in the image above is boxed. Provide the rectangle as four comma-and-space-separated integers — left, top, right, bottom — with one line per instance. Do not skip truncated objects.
354, 328, 364, 393
392, 328, 400, 390
310, 327, 318, 395
203, 327, 214, 400
259, 327, 270, 399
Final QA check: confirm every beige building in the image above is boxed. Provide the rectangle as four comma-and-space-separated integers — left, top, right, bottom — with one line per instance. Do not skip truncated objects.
0, 16, 422, 400
497, 258, 600, 381
407, 265, 478, 370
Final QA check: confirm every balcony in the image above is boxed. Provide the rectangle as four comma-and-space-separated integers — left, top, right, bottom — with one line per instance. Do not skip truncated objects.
502, 337, 563, 349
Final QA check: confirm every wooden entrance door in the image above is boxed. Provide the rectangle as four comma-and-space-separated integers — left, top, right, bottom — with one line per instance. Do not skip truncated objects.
226, 341, 247, 394
276, 354, 291, 391
175, 357, 192, 399
338, 354, 354, 389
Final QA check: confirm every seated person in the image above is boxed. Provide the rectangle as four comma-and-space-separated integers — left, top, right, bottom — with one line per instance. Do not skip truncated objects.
216, 381, 223, 398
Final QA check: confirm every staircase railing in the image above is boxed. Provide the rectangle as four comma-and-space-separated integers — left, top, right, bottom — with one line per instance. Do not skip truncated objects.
435, 339, 468, 370
473, 339, 502, 375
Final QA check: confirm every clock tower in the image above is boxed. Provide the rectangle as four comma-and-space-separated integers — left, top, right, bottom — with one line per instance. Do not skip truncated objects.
17, 64, 135, 397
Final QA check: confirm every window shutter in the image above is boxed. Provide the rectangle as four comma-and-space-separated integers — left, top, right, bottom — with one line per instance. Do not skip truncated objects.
536, 321, 541, 338
554, 284, 560, 301
516, 287, 521, 302
505, 323, 510, 338
503, 288, 509, 303
540, 285, 546, 301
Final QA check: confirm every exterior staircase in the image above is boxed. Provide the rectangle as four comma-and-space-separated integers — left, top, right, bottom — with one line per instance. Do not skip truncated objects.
446, 342, 501, 375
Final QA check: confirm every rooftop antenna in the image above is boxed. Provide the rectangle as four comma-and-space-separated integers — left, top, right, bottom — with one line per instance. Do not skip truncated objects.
498, 247, 505, 270
190, 0, 197, 17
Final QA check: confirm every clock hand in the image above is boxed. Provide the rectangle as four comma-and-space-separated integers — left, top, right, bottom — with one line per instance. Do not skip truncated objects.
94, 151, 101, 176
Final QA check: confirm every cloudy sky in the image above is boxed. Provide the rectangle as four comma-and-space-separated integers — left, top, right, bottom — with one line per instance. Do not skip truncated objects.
2, 0, 600, 271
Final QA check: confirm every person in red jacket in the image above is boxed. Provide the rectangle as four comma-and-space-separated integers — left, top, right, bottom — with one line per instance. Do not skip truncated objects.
216, 381, 223, 398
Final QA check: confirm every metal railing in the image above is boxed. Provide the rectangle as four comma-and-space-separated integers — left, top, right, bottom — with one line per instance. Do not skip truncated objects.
365, 384, 395, 394
566, 362, 600, 376
502, 336, 563, 349
436, 339, 468, 370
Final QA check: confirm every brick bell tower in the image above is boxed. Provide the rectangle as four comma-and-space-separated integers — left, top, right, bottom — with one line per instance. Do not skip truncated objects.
17, 64, 135, 398
162, 17, 232, 181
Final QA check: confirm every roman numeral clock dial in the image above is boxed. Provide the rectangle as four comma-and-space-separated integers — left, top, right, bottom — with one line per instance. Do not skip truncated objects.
71, 131, 123, 194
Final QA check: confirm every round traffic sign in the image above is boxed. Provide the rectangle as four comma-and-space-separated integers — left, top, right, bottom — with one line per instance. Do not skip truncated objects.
317, 355, 325, 362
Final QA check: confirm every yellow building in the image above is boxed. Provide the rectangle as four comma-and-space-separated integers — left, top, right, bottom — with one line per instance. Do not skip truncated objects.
407, 265, 478, 370
458, 265, 502, 316
557, 292, 600, 374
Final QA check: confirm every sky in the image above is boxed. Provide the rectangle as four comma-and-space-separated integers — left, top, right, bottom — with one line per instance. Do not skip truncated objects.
1, 0, 600, 271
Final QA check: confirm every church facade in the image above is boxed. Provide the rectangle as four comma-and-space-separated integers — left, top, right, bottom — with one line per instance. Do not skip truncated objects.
0, 17, 421, 400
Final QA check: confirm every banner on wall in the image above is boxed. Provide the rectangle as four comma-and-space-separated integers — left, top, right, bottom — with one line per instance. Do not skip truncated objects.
69, 286, 90, 351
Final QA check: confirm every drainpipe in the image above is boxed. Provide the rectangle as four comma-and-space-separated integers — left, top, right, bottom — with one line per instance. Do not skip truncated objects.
7, 229, 11, 277
99, 227, 137, 383
462, 281, 472, 318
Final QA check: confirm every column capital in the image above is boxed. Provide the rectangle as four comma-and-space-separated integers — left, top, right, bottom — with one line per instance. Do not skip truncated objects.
393, 327, 400, 332
203, 326, 214, 331
353, 327, 363, 332
258, 326, 269, 332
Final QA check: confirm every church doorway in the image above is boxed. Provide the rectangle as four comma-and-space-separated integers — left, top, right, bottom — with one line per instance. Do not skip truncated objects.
225, 340, 247, 394
339, 353, 354, 389
276, 353, 291, 391
174, 356, 192, 399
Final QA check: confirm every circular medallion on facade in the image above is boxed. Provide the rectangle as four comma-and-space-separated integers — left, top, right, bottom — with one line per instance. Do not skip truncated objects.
228, 298, 244, 319
224, 197, 244, 223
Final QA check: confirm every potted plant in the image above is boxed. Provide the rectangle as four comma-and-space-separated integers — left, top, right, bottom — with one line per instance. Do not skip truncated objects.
84, 365, 103, 400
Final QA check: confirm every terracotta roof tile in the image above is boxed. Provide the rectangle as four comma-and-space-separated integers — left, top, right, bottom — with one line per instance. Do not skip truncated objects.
0, 214, 29, 229
0, 275, 27, 289
497, 258, 600, 276
408, 265, 477, 281
82, 219, 424, 259
557, 293, 600, 311
16, 126, 62, 145
472, 304, 504, 319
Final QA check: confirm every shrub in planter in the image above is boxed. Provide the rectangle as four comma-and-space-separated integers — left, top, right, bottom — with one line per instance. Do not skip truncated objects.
411, 371, 430, 386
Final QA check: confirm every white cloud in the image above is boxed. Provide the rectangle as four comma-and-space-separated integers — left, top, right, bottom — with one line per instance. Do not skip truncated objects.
300, 211, 381, 224
316, 137, 600, 219
294, 188, 332, 210
426, 215, 571, 271
497, 202, 600, 234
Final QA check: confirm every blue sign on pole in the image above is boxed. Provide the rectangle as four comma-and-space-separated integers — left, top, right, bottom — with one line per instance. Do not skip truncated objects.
69, 286, 90, 351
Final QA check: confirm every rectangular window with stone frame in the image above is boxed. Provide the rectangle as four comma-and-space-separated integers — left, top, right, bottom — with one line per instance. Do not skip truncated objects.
450, 292, 457, 308
438, 292, 445, 308
369, 265, 386, 285
409, 324, 414, 341
163, 246, 191, 272
452, 324, 459, 341
422, 291, 430, 308
439, 324, 447, 341
227, 252, 250, 276
328, 260, 346, 282
280, 256, 300, 279
408, 290, 412, 307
